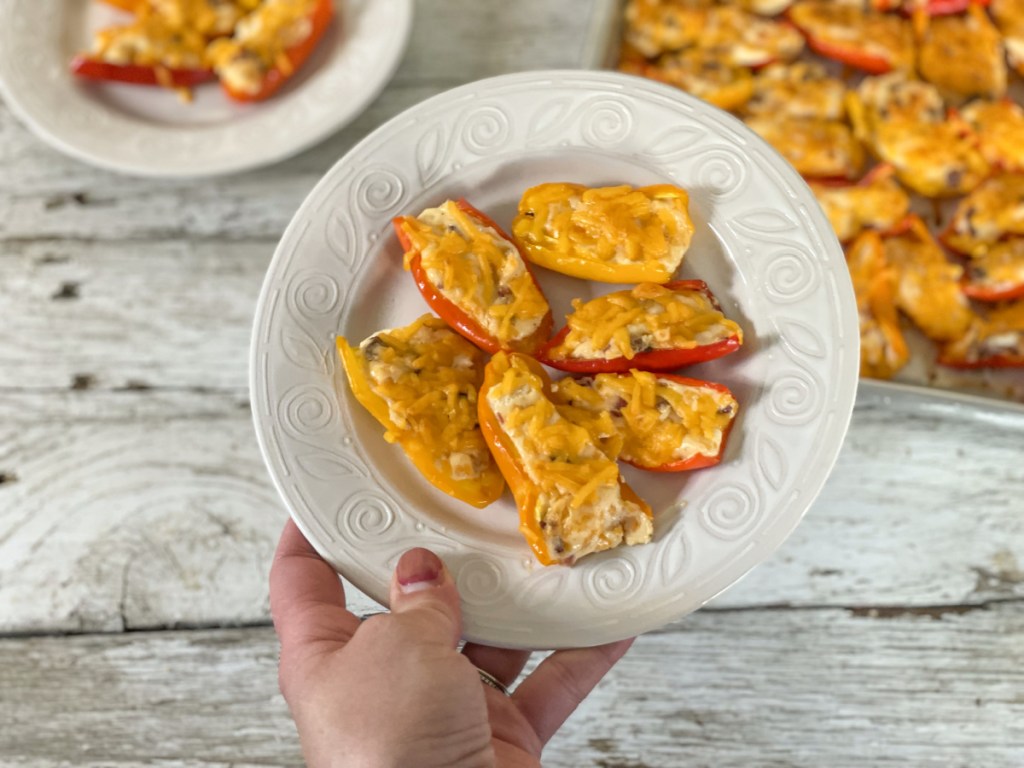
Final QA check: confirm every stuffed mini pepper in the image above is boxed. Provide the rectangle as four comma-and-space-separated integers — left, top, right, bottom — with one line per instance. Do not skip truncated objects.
394, 199, 552, 354
337, 315, 505, 509
537, 281, 743, 373
511, 183, 695, 284
552, 370, 739, 472
479, 352, 653, 566
939, 301, 1024, 368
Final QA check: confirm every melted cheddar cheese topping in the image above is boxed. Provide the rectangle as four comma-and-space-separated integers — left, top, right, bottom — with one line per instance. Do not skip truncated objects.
548, 283, 741, 362
917, 7, 1007, 100
646, 49, 755, 111
788, 2, 915, 73
207, 0, 318, 94
811, 168, 910, 243
962, 99, 1024, 173
486, 354, 652, 564
91, 0, 257, 69
846, 230, 908, 379
512, 184, 694, 284
397, 201, 549, 348
553, 371, 737, 468
965, 239, 1024, 295
850, 75, 990, 198
746, 62, 848, 122
623, 0, 710, 58
992, 0, 1024, 76
883, 222, 974, 342
944, 301, 1024, 364
946, 174, 1024, 257
342, 315, 494, 485
745, 115, 864, 179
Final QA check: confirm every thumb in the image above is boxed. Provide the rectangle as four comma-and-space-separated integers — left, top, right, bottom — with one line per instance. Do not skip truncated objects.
388, 547, 463, 648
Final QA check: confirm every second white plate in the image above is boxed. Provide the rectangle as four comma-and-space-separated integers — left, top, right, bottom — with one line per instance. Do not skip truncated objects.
250, 69, 860, 649
0, 0, 412, 177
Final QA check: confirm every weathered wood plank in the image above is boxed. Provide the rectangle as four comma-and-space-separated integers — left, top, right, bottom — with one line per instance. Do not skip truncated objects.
0, 388, 1021, 634
1, 605, 1021, 767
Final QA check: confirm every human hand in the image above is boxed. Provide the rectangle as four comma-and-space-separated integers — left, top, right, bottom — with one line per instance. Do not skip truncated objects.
270, 520, 634, 768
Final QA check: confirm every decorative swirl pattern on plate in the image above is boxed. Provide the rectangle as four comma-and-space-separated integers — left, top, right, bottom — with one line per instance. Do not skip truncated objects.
764, 244, 821, 304
767, 369, 824, 426
456, 557, 507, 607
354, 166, 408, 218
699, 484, 760, 541
691, 147, 749, 200
336, 489, 396, 544
249, 71, 860, 650
280, 384, 337, 439
584, 555, 644, 606
460, 105, 513, 155
579, 96, 634, 148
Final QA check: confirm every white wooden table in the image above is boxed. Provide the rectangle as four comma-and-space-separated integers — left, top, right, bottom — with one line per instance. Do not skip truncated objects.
2, 2, 1023, 765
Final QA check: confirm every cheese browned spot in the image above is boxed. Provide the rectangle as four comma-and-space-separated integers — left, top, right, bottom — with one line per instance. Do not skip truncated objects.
207, 0, 318, 95
346, 315, 493, 484
946, 174, 1024, 257
943, 301, 1024, 364
645, 47, 756, 111
965, 239, 1024, 296
745, 62, 848, 122
553, 371, 737, 468
961, 99, 1024, 173
512, 183, 694, 283
549, 283, 741, 362
397, 201, 549, 348
745, 115, 864, 179
486, 354, 652, 565
917, 7, 1007, 100
850, 74, 990, 198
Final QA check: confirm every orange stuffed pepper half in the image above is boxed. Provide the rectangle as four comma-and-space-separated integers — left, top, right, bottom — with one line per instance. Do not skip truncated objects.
551, 370, 739, 472
511, 183, 695, 284
336, 315, 505, 509
538, 281, 743, 374
394, 199, 553, 354
478, 352, 653, 566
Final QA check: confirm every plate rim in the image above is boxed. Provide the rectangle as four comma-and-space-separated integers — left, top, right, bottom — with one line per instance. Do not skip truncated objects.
0, 0, 414, 178
249, 68, 860, 648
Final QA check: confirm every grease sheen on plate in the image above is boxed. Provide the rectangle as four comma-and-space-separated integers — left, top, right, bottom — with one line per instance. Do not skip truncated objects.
250, 69, 859, 649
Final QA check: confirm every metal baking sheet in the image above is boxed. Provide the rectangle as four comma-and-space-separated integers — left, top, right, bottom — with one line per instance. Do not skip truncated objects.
581, 0, 1024, 405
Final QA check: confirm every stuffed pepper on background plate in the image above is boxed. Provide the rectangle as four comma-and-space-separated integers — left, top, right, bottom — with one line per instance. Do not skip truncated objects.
336, 314, 505, 509
479, 352, 653, 566
511, 183, 695, 284
394, 199, 552, 354
537, 281, 743, 373
552, 370, 739, 472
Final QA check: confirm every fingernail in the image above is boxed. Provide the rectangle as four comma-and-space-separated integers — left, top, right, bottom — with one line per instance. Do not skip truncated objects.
396, 548, 444, 593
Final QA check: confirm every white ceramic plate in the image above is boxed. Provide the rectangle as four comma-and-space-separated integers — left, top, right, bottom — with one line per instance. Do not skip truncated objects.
250, 70, 860, 649
0, 0, 412, 177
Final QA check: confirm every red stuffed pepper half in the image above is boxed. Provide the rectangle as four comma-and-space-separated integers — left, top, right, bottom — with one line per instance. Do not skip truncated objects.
394, 198, 553, 355
552, 370, 739, 473
537, 281, 743, 374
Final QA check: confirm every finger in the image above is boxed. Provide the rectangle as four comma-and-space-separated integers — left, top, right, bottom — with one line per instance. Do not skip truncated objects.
270, 519, 361, 653
513, 638, 635, 745
388, 547, 462, 648
461, 644, 531, 689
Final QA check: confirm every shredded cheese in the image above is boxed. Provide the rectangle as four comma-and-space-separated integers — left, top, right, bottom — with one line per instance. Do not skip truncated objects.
347, 315, 492, 483
486, 354, 651, 564
548, 283, 741, 362
397, 201, 550, 348
811, 169, 910, 243
553, 371, 738, 468
512, 183, 694, 283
